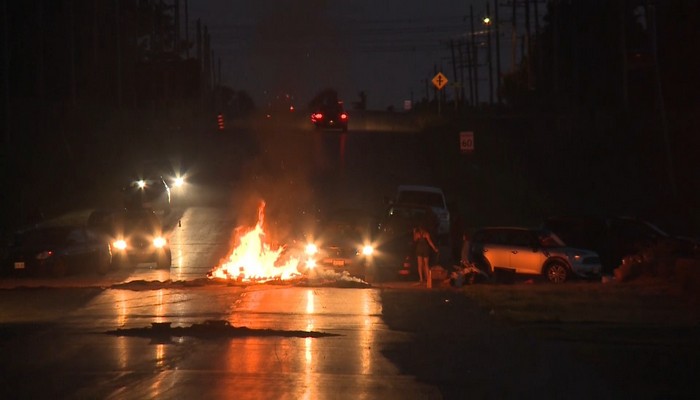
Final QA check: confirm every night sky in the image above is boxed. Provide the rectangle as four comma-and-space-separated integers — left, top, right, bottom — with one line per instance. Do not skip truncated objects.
187, 0, 526, 110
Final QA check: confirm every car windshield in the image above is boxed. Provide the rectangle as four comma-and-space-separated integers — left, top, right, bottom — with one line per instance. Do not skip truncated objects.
538, 230, 566, 248
397, 191, 443, 208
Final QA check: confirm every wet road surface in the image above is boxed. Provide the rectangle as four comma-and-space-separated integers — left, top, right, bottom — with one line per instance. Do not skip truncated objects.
0, 283, 442, 399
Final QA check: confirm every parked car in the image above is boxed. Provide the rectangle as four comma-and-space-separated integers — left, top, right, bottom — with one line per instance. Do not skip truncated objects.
376, 202, 439, 239
310, 101, 348, 132
296, 210, 374, 280
543, 215, 700, 274
393, 185, 450, 240
373, 203, 440, 280
88, 208, 171, 269
470, 227, 603, 283
2, 225, 113, 277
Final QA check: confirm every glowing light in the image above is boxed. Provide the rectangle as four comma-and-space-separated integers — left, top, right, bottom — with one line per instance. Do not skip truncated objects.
113, 240, 127, 250
153, 237, 167, 248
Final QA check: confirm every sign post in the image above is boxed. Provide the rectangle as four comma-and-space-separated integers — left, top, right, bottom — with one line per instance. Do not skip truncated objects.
432, 72, 448, 115
460, 131, 474, 154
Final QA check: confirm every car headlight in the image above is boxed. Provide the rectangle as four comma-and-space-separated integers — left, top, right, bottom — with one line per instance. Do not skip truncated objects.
136, 180, 146, 189
361, 244, 374, 256
567, 252, 584, 262
173, 177, 185, 188
113, 240, 127, 250
305, 243, 318, 256
153, 237, 167, 248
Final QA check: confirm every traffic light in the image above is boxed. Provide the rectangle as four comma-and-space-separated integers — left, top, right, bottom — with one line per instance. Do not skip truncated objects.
217, 113, 225, 131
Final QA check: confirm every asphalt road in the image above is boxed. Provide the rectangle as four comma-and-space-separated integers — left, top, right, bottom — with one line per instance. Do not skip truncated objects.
2, 117, 697, 399
0, 119, 451, 399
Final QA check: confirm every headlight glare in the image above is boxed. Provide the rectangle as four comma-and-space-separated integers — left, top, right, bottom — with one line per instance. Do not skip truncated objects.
153, 237, 167, 248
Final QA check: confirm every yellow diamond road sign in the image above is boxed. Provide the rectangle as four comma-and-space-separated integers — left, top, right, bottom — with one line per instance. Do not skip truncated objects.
432, 72, 448, 90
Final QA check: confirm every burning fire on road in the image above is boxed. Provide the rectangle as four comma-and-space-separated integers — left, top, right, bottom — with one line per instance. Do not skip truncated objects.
207, 201, 302, 282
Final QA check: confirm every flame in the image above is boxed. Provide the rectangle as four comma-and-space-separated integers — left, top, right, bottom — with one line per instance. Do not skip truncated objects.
208, 201, 301, 282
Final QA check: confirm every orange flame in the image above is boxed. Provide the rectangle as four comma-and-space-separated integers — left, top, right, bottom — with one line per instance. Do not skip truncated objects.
208, 201, 301, 282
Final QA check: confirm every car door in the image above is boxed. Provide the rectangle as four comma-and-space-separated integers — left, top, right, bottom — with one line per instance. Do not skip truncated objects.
63, 228, 97, 265
505, 230, 547, 275
479, 229, 511, 270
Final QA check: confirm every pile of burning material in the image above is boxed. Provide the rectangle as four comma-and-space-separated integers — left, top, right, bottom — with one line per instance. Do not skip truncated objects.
207, 201, 303, 283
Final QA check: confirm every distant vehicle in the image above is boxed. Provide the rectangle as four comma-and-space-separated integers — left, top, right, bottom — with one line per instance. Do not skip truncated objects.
542, 215, 700, 274
470, 227, 603, 283
88, 208, 171, 269
122, 176, 171, 214
310, 101, 348, 132
2, 225, 112, 277
393, 185, 450, 238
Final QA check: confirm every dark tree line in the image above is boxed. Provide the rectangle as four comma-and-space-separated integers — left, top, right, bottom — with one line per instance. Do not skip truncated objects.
496, 0, 699, 216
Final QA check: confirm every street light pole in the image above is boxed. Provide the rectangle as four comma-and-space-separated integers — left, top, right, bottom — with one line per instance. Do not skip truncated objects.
485, 2, 493, 106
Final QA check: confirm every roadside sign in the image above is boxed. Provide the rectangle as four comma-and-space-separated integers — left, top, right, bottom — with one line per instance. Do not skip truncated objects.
432, 72, 448, 91
460, 131, 474, 153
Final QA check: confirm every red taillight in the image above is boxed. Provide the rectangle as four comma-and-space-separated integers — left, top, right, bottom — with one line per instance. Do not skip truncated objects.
311, 112, 323, 123
340, 113, 348, 120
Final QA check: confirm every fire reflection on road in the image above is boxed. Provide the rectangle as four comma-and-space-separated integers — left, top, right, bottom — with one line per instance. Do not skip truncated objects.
221, 287, 381, 399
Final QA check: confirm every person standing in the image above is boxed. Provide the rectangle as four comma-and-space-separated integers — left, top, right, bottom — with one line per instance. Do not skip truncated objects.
414, 225, 438, 285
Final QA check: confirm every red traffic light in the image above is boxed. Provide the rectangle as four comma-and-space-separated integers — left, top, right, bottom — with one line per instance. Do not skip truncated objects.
217, 113, 225, 131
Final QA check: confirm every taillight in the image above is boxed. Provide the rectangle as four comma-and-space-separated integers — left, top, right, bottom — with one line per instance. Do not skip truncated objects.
340, 113, 348, 120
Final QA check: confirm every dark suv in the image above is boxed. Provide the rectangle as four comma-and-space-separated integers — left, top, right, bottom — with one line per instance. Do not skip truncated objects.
470, 227, 602, 283
88, 209, 171, 269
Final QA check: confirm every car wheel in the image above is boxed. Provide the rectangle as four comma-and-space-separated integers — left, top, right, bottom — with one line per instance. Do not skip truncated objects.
157, 250, 172, 269
545, 262, 569, 283
51, 258, 67, 278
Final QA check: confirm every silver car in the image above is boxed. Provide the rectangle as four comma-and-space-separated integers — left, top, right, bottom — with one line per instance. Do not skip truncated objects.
470, 227, 602, 283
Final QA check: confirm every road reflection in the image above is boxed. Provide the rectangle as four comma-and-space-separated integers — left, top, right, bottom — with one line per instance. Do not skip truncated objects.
218, 287, 381, 399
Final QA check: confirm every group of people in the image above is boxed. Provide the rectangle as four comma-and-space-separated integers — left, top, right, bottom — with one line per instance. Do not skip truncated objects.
413, 225, 486, 287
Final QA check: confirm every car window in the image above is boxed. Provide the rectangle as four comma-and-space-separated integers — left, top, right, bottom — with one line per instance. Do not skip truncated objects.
507, 230, 533, 247
396, 191, 445, 209
474, 229, 507, 245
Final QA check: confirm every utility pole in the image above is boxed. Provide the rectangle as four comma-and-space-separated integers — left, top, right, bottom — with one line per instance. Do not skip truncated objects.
174, 0, 180, 55
494, 0, 502, 105
2, 0, 10, 145
525, 0, 532, 88
511, 0, 517, 73
647, 0, 676, 196
68, 0, 76, 106
486, 1, 493, 105
470, 5, 479, 107
185, 0, 189, 58
465, 38, 474, 107
457, 40, 466, 105
450, 39, 459, 109
115, 0, 122, 108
